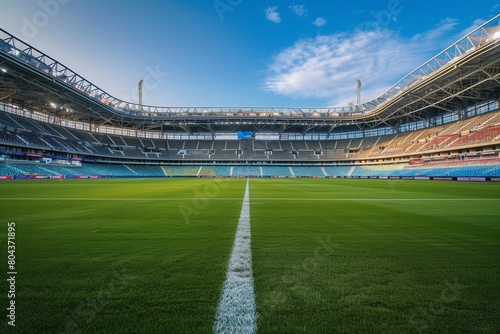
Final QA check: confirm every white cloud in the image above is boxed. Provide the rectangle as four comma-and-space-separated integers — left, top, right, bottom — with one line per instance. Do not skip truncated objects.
264, 21, 460, 106
290, 4, 307, 17
457, 18, 487, 39
265, 6, 281, 23
312, 17, 326, 27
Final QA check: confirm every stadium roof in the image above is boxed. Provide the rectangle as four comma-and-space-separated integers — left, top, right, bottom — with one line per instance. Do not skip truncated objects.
1, 14, 500, 134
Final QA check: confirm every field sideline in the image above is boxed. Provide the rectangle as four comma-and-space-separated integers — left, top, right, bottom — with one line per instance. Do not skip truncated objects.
0, 178, 499, 333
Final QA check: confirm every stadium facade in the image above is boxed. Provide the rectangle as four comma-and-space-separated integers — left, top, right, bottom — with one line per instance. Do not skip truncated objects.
1, 15, 500, 179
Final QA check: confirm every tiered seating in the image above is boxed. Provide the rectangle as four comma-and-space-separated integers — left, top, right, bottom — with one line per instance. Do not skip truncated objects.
0, 164, 15, 175
58, 127, 82, 141
291, 141, 307, 150
0, 163, 69, 176
122, 147, 147, 158
151, 139, 166, 149
92, 146, 113, 156
296, 151, 318, 160
261, 166, 292, 177
141, 139, 155, 148
291, 166, 324, 176
323, 166, 352, 177
210, 150, 237, 160
348, 139, 362, 150
226, 141, 239, 150
77, 131, 98, 143
240, 150, 267, 160
17, 131, 49, 148
145, 152, 160, 159
7, 113, 44, 133
356, 136, 380, 157
0, 163, 30, 176
122, 136, 143, 147
233, 166, 260, 176
183, 150, 210, 160
416, 134, 458, 152
485, 111, 500, 125
167, 141, 184, 150
333, 140, 349, 159
198, 166, 216, 176
347, 159, 500, 178
306, 141, 322, 150
213, 141, 226, 150
159, 150, 173, 159
126, 165, 165, 177
183, 141, 199, 149
28, 164, 75, 176
41, 136, 68, 151
161, 166, 199, 176
352, 163, 408, 177
269, 151, 294, 160
253, 141, 267, 150
16, 163, 50, 176
239, 141, 253, 150
1, 159, 498, 178
83, 164, 133, 176
198, 165, 231, 176
92, 134, 115, 145
198, 141, 213, 150
440, 118, 475, 136
398, 164, 491, 177
403, 129, 432, 153
333, 150, 347, 159
368, 135, 398, 157
446, 125, 500, 148
267, 141, 281, 150
0, 111, 19, 128
1, 105, 500, 165
0, 130, 26, 145
31, 122, 59, 137
379, 130, 424, 156
105, 135, 125, 146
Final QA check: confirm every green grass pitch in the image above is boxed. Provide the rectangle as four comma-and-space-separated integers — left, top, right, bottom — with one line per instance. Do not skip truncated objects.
0, 178, 499, 333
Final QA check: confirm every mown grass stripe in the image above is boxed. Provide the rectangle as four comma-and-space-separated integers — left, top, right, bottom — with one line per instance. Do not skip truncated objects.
1, 197, 499, 201
213, 179, 256, 334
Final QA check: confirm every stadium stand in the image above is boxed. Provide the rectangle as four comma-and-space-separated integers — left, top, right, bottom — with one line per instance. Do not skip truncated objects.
323, 166, 354, 177
291, 166, 325, 177
1, 19, 500, 180
162, 166, 200, 176
198, 165, 231, 177
261, 166, 293, 177
233, 166, 261, 177
352, 163, 409, 177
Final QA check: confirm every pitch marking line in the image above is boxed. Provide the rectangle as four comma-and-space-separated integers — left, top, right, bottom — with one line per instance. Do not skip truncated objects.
2, 197, 234, 201
1, 197, 499, 201
213, 179, 257, 334
251, 198, 500, 201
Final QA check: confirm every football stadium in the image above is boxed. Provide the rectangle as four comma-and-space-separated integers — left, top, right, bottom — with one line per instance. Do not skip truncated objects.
1, 8, 500, 334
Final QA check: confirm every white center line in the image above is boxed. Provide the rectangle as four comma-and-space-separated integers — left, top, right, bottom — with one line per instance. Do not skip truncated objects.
213, 179, 256, 334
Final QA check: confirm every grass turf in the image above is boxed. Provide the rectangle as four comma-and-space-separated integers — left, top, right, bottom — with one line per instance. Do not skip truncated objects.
251, 179, 500, 333
0, 178, 499, 333
0, 178, 246, 333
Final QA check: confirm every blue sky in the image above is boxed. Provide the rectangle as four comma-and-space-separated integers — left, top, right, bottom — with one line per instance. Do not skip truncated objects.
1, 0, 499, 107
